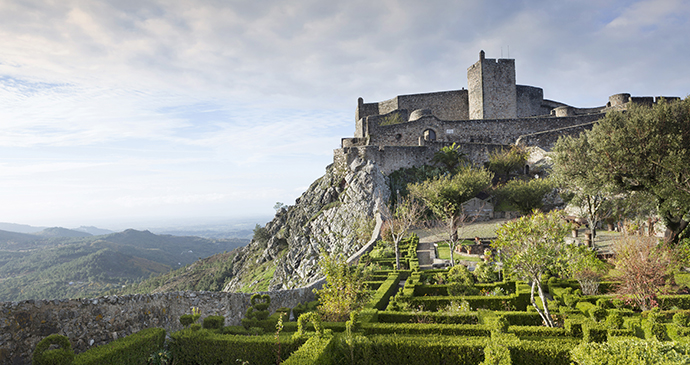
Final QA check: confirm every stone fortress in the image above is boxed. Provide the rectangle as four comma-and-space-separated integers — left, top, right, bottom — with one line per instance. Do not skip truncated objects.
334, 50, 679, 174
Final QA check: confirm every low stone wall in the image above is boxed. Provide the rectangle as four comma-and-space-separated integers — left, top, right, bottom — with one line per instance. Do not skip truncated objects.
0, 282, 322, 365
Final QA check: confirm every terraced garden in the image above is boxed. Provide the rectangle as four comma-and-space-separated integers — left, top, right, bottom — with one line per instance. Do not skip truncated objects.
32, 234, 690, 365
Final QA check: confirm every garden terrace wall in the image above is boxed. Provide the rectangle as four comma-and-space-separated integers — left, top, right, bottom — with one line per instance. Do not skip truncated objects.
0, 281, 322, 365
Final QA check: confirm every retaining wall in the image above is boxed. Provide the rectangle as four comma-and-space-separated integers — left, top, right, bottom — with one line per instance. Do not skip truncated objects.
0, 281, 323, 365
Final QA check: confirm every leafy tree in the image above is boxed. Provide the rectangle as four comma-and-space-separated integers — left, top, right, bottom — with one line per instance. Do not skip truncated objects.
553, 134, 617, 238
564, 245, 608, 295
408, 167, 493, 266
611, 235, 676, 311
586, 98, 690, 243
492, 210, 572, 327
314, 250, 371, 322
486, 144, 528, 181
381, 197, 424, 270
496, 178, 554, 215
432, 143, 467, 173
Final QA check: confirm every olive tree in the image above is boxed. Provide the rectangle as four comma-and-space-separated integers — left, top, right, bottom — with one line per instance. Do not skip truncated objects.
585, 98, 690, 243
492, 210, 572, 327
408, 167, 493, 266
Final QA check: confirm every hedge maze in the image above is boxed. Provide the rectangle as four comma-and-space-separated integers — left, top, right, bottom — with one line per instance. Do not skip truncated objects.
33, 235, 690, 364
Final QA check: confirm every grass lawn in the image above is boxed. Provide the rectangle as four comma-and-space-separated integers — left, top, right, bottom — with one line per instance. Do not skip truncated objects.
436, 242, 480, 262
415, 219, 510, 244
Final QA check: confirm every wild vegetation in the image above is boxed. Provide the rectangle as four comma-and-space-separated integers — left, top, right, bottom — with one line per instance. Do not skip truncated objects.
0, 229, 247, 301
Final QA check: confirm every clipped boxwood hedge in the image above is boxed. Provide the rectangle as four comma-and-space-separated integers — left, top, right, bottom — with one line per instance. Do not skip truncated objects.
509, 338, 579, 365
282, 334, 335, 365
364, 322, 490, 336
377, 311, 478, 325
360, 334, 487, 365
169, 328, 305, 365
73, 328, 165, 365
365, 272, 403, 311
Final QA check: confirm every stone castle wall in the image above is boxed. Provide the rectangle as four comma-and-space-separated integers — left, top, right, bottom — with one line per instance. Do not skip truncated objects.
356, 113, 603, 149
0, 281, 323, 365
334, 143, 507, 175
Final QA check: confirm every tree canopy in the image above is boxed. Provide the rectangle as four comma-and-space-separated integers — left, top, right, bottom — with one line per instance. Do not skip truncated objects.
408, 167, 493, 266
585, 98, 690, 243
492, 210, 572, 326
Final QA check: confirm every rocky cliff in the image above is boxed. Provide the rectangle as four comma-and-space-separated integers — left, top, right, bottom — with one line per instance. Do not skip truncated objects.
223, 157, 390, 292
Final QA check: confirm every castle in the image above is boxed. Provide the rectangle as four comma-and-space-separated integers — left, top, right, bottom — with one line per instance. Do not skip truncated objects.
334, 50, 679, 174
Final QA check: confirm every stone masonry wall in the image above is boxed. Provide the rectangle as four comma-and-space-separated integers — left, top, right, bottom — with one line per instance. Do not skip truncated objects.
334, 143, 506, 175
363, 113, 604, 149
0, 282, 323, 365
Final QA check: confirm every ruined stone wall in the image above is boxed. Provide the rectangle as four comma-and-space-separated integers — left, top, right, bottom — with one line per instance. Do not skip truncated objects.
362, 113, 604, 149
0, 283, 322, 365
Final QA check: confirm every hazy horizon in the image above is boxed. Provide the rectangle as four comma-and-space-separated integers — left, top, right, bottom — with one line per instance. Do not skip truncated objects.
2, 0, 689, 227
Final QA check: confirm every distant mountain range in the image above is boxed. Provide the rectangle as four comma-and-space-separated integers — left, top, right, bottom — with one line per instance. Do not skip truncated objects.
0, 221, 258, 239
0, 227, 249, 302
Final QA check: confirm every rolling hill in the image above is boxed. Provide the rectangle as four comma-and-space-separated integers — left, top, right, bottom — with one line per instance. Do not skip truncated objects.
0, 229, 248, 302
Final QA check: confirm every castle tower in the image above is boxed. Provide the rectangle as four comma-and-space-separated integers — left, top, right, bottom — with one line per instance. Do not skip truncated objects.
467, 50, 517, 119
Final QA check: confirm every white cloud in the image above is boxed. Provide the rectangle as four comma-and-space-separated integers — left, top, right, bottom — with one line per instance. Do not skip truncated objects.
0, 0, 689, 227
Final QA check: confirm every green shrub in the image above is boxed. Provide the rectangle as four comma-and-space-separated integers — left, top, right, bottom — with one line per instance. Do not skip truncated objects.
582, 322, 607, 343
364, 323, 490, 336
282, 334, 335, 365
73, 328, 165, 365
296, 312, 324, 338
590, 307, 608, 322
377, 311, 478, 325
644, 319, 670, 341
474, 261, 498, 283
448, 265, 475, 285
564, 319, 583, 338
202, 315, 225, 330
32, 334, 74, 365
363, 334, 486, 365
571, 337, 690, 364
179, 314, 201, 327
170, 329, 304, 365
242, 294, 272, 329
596, 298, 613, 309
673, 312, 690, 327
604, 311, 624, 329
576, 301, 597, 317
292, 300, 319, 319
488, 316, 509, 334
508, 339, 577, 365
508, 326, 569, 338
364, 272, 402, 311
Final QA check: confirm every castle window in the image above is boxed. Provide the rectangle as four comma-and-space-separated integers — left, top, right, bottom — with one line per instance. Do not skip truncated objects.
423, 129, 436, 142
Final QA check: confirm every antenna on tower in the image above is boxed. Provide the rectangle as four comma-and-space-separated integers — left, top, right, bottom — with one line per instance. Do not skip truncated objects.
507, 45, 510, 58
501, 47, 503, 58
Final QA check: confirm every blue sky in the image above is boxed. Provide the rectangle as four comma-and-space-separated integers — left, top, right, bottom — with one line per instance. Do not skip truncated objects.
1, 0, 689, 229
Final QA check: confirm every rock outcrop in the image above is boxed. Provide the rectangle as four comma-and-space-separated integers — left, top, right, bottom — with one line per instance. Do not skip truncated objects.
223, 157, 390, 292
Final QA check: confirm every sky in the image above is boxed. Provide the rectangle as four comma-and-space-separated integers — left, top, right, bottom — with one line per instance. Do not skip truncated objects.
1, 0, 689, 230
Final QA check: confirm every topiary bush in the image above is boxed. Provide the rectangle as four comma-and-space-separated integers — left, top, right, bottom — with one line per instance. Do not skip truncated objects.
242, 294, 271, 329
605, 312, 624, 330
673, 311, 690, 327
32, 334, 75, 365
202, 315, 225, 330
590, 307, 608, 322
